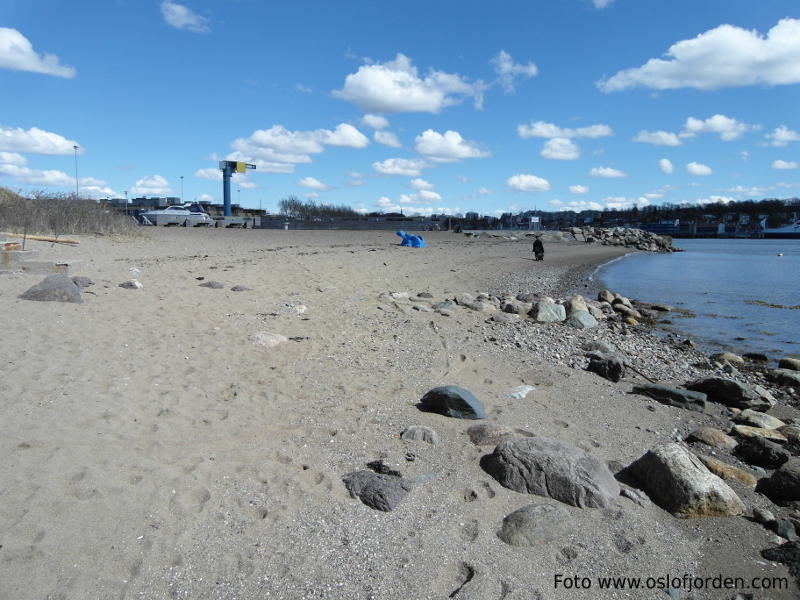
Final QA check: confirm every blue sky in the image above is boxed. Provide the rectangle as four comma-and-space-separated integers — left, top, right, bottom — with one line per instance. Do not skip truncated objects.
1, 0, 799, 215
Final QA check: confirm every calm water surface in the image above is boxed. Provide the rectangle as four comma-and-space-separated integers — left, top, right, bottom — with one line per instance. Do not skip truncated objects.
595, 239, 800, 360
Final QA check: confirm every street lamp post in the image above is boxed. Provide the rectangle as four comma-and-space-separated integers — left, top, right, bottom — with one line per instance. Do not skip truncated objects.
180, 175, 184, 204
73, 145, 79, 199
124, 190, 128, 215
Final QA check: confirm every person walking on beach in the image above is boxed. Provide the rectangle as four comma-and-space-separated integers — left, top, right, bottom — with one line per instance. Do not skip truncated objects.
532, 236, 544, 261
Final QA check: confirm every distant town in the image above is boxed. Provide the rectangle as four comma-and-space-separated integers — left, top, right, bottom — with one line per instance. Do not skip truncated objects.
99, 194, 800, 238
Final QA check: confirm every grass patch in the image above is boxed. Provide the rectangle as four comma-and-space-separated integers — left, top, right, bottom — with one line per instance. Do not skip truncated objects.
0, 187, 140, 237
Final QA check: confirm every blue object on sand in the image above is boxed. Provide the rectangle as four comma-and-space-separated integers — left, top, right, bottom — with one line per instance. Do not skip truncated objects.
396, 230, 426, 248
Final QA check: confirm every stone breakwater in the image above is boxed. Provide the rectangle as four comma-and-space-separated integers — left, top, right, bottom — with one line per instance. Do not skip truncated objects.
565, 226, 679, 253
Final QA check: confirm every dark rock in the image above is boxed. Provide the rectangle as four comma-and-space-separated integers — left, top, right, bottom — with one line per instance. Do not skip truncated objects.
400, 426, 439, 445
734, 436, 790, 469
417, 292, 433, 299
743, 352, 769, 364
366, 460, 402, 477
632, 384, 706, 412
779, 358, 800, 371
684, 377, 774, 411
482, 437, 620, 508
342, 470, 411, 511
767, 369, 800, 388
71, 276, 94, 289
761, 541, 800, 583
627, 443, 745, 517
586, 352, 626, 382
230, 285, 251, 292
759, 458, 800, 503
516, 292, 538, 304
419, 386, 485, 419
19, 274, 82, 303
770, 519, 798, 541
199, 281, 224, 289
496, 503, 572, 546
432, 300, 455, 311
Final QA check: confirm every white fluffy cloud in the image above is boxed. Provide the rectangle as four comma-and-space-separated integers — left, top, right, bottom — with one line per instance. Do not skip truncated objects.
0, 151, 26, 166
541, 137, 580, 160
659, 158, 674, 174
598, 18, 800, 92
229, 123, 368, 174
0, 28, 75, 78
681, 115, 756, 141
589, 167, 626, 178
362, 114, 389, 129
490, 50, 537, 92
374, 130, 401, 148
400, 189, 443, 204
298, 176, 331, 191
414, 129, 489, 162
517, 121, 613, 139
130, 175, 172, 196
686, 161, 713, 176
333, 53, 483, 113
772, 159, 798, 169
0, 163, 73, 187
634, 130, 682, 146
160, 2, 209, 33
765, 125, 800, 147
569, 185, 589, 194
411, 178, 434, 191
373, 158, 429, 177
507, 173, 551, 192
696, 195, 734, 205
0, 125, 80, 155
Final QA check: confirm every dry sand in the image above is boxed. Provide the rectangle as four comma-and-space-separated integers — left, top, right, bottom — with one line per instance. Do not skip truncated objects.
0, 228, 797, 600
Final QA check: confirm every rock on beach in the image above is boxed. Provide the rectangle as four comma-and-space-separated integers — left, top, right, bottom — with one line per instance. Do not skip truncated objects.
419, 386, 485, 419
342, 470, 412, 511
684, 377, 775, 411
482, 437, 620, 508
627, 443, 745, 518
19, 274, 83, 303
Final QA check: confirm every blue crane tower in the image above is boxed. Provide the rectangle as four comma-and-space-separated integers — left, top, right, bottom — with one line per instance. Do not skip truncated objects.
218, 160, 256, 216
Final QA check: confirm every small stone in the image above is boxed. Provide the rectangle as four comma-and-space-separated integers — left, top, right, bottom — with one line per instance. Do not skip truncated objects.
230, 285, 251, 292
412, 304, 433, 312
199, 281, 224, 289
496, 503, 572, 546
342, 470, 411, 511
400, 426, 439, 445
767, 369, 800, 388
490, 312, 519, 323
249, 332, 289, 349
759, 458, 800, 503
586, 352, 626, 382
779, 425, 800, 443
529, 299, 566, 323
710, 352, 745, 365
118, 279, 142, 290
565, 310, 598, 329
417, 292, 434, 299
770, 519, 798, 541
752, 508, 775, 525
419, 386, 485, 419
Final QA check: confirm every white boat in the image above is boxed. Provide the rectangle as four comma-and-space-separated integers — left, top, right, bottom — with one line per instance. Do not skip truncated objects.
138, 203, 214, 227
760, 217, 800, 239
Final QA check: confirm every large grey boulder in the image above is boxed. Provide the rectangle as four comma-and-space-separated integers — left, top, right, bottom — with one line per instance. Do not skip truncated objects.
767, 369, 800, 388
342, 470, 412, 511
565, 310, 598, 329
734, 409, 785, 430
529, 300, 566, 323
419, 385, 485, 419
684, 377, 775, 411
19, 273, 82, 303
627, 443, 745, 518
779, 357, 800, 371
483, 437, 620, 508
632, 384, 707, 412
496, 503, 572, 547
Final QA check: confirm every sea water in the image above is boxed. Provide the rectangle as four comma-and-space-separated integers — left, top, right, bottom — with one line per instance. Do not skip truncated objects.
595, 238, 800, 360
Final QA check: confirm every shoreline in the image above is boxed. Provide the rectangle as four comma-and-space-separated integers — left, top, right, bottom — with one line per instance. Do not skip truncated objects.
1, 228, 798, 599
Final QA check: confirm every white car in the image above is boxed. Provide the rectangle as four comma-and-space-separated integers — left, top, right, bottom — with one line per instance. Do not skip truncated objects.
139, 204, 214, 226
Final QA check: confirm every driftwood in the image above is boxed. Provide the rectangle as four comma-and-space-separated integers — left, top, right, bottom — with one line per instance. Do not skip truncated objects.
5, 233, 79, 245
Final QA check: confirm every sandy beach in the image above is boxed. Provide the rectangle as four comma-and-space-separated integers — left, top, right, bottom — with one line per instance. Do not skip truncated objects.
1, 228, 798, 600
